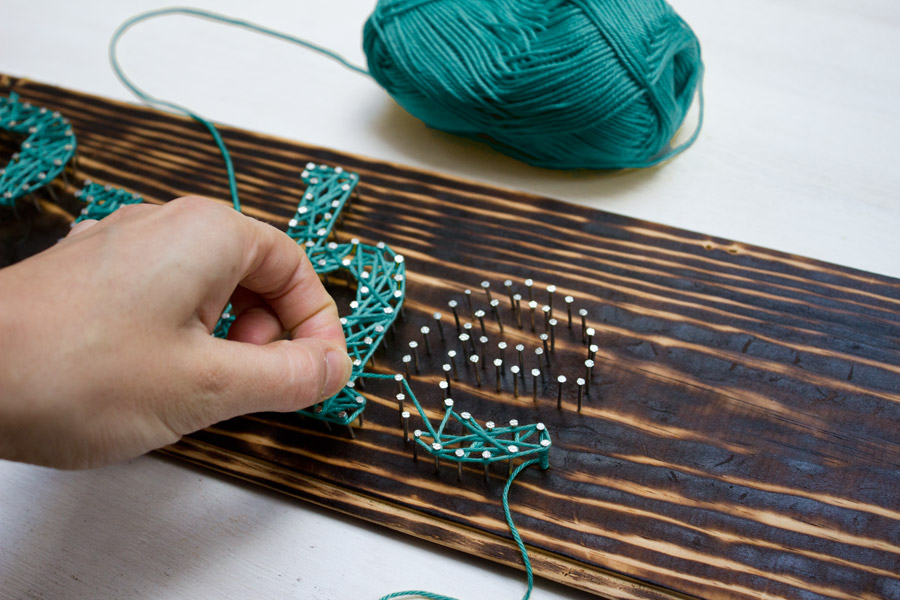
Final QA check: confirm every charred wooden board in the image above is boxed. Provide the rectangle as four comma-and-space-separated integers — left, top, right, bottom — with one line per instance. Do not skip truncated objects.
2, 74, 899, 600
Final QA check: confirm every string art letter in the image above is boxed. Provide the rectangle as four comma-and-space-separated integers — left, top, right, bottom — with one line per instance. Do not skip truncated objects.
0, 93, 76, 207
286, 163, 406, 427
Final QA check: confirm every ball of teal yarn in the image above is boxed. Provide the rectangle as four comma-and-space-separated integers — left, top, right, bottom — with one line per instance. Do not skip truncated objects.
363, 0, 703, 169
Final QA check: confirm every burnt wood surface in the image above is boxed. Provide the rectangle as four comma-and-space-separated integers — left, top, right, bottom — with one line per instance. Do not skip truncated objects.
2, 74, 899, 600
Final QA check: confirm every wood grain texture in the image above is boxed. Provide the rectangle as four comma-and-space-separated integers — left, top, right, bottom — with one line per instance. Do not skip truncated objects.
2, 75, 899, 600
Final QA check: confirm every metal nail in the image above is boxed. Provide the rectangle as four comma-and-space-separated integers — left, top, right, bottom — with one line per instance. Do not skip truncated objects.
413, 430, 421, 461
586, 327, 595, 348
580, 309, 588, 344
494, 358, 503, 393
504, 280, 515, 309
510, 365, 520, 397
448, 350, 459, 380
585, 359, 595, 395
464, 289, 474, 316
421, 326, 431, 355
576, 378, 585, 412
433, 312, 445, 342
470, 355, 481, 386
589, 343, 598, 362
490, 299, 503, 334
565, 296, 574, 328
475, 310, 487, 336
340, 411, 355, 439
528, 300, 538, 331
458, 332, 471, 358
513, 294, 523, 329
540, 333, 549, 357
516, 344, 525, 378
442, 363, 452, 387
508, 445, 518, 477
546, 285, 556, 318
356, 396, 365, 428
439, 380, 449, 399
395, 373, 404, 396
557, 375, 566, 409
433, 442, 442, 474
456, 448, 465, 481
524, 278, 534, 302
402, 410, 411, 442
481, 280, 492, 304
550, 318, 558, 352
449, 300, 461, 333
409, 341, 420, 373
532, 368, 540, 403
396, 393, 405, 424
482, 450, 491, 482
402, 354, 412, 379
458, 410, 470, 438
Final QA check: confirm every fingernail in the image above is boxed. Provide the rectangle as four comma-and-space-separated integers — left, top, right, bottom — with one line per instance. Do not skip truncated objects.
322, 347, 353, 399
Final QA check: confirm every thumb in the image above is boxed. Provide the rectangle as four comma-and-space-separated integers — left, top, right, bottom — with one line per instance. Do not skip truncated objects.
171, 335, 353, 433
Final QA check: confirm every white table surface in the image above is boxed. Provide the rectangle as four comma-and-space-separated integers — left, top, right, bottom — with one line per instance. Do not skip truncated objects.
2, 1, 899, 598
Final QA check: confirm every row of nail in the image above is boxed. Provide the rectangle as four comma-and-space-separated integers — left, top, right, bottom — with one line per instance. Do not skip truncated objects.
397, 345, 598, 411
446, 279, 596, 342
398, 399, 550, 480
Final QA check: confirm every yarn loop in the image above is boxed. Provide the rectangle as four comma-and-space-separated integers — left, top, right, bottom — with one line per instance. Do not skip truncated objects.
364, 0, 704, 169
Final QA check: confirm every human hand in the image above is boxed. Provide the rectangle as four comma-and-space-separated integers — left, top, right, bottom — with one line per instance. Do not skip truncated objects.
0, 196, 352, 469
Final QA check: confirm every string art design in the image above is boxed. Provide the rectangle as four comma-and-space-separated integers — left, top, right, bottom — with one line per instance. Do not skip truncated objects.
0, 93, 76, 206
74, 181, 143, 223
362, 372, 551, 474
284, 165, 553, 485
289, 163, 406, 426
71, 164, 552, 477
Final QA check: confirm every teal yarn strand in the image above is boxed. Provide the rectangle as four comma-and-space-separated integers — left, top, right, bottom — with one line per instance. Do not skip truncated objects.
364, 0, 704, 169
378, 458, 543, 600
108, 7, 370, 213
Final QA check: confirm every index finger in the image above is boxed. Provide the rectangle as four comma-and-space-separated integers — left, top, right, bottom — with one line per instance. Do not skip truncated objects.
232, 209, 345, 348
160, 196, 345, 349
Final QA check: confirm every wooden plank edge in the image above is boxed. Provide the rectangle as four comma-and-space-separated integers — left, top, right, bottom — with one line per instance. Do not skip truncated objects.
157, 438, 700, 600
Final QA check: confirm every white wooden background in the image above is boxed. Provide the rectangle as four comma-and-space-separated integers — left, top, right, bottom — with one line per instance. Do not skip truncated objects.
1, 1, 898, 598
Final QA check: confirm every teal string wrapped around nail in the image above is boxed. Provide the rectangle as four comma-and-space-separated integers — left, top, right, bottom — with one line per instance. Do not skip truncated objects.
364, 0, 704, 169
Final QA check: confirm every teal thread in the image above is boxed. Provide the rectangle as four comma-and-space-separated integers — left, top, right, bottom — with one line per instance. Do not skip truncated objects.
109, 7, 369, 214
371, 442, 546, 600
0, 93, 76, 207
364, 0, 704, 169
74, 181, 142, 223
213, 305, 236, 339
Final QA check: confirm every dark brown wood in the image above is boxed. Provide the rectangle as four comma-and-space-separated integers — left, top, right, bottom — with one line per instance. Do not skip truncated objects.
2, 74, 899, 600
